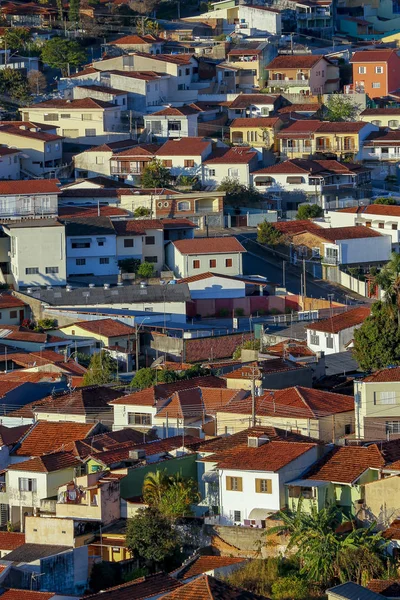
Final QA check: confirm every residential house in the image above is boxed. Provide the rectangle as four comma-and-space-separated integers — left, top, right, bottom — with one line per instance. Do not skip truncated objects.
166, 237, 246, 278
63, 216, 118, 279
72, 84, 129, 110
230, 116, 284, 154
290, 225, 391, 272
362, 130, 400, 165
143, 105, 202, 141
0, 531, 25, 558
252, 159, 372, 209
216, 386, 355, 441
155, 137, 213, 183
296, 0, 334, 36
222, 358, 313, 390
0, 122, 63, 178
2, 219, 66, 290
0, 294, 28, 325
328, 204, 400, 252
0, 327, 70, 354
277, 120, 378, 161
81, 572, 182, 599
171, 555, 247, 582
58, 318, 136, 355
277, 103, 322, 119
73, 140, 137, 179
0, 180, 60, 220
201, 433, 319, 525
226, 43, 271, 90
113, 219, 164, 274
202, 146, 259, 187
353, 366, 400, 440
350, 49, 400, 98
266, 55, 339, 95
109, 34, 164, 55
286, 444, 385, 518
20, 98, 126, 145
306, 306, 371, 356
0, 148, 21, 180
339, 16, 374, 38
152, 191, 225, 230
109, 143, 160, 183
360, 108, 400, 129
228, 93, 284, 119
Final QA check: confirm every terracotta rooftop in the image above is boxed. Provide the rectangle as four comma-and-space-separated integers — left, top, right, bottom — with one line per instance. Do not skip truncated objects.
175, 555, 246, 580
85, 572, 182, 599
278, 103, 321, 113
276, 120, 367, 137
149, 104, 202, 117
273, 219, 322, 235
382, 520, 400, 541
362, 366, 400, 382
68, 318, 135, 337
14, 420, 97, 456
350, 49, 399, 62
308, 226, 382, 242
58, 206, 129, 218
113, 219, 163, 236
0, 325, 65, 345
111, 34, 163, 45
156, 137, 211, 156
156, 387, 246, 418
339, 204, 400, 218
0, 123, 63, 143
231, 117, 281, 128
0, 531, 25, 551
8, 450, 82, 473
306, 306, 370, 333
32, 385, 121, 417
204, 147, 258, 164
219, 386, 354, 419
172, 237, 245, 255
223, 358, 306, 380
112, 143, 160, 158
0, 179, 60, 196
267, 54, 327, 69
367, 579, 400, 597
30, 97, 115, 109
266, 339, 315, 358
159, 574, 268, 600
361, 108, 400, 116
304, 444, 385, 483
0, 592, 54, 600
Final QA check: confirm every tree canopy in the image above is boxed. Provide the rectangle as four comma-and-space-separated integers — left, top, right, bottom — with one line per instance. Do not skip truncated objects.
143, 471, 199, 519
296, 204, 323, 220
0, 69, 30, 103
126, 507, 180, 568
141, 158, 171, 188
137, 261, 154, 279
257, 220, 282, 245
82, 350, 117, 385
218, 178, 262, 206
0, 27, 32, 52
130, 363, 209, 389
325, 95, 359, 122
41, 38, 86, 76
374, 197, 396, 205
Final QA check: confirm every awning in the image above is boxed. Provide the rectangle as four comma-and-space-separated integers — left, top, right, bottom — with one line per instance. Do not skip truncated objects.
286, 479, 328, 487
248, 508, 274, 520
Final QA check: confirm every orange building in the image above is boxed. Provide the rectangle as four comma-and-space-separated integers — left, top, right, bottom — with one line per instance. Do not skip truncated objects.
350, 49, 400, 98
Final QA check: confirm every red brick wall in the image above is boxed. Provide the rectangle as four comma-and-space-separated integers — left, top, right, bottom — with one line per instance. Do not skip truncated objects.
184, 332, 253, 362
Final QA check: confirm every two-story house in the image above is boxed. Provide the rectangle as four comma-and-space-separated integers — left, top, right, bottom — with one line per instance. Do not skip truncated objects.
0, 179, 60, 220
360, 108, 400, 129
110, 143, 160, 183
277, 120, 378, 161
202, 146, 259, 187
73, 139, 137, 179
113, 218, 164, 274
0, 148, 21, 180
20, 98, 127, 145
350, 49, 400, 98
63, 216, 118, 278
228, 93, 283, 119
362, 130, 400, 164
166, 236, 246, 278
155, 137, 213, 182
0, 122, 64, 178
109, 34, 164, 55
144, 105, 202, 141
226, 43, 271, 90
266, 54, 340, 95
230, 116, 284, 153
58, 318, 136, 356
306, 306, 370, 356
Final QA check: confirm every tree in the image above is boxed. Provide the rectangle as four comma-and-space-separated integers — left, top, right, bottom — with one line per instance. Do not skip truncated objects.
143, 471, 199, 519
217, 178, 262, 207
69, 0, 80, 22
137, 261, 154, 279
41, 38, 86, 76
296, 204, 323, 220
232, 339, 260, 360
126, 507, 180, 568
134, 206, 151, 217
131, 367, 156, 389
257, 220, 282, 245
271, 576, 310, 600
143, 470, 170, 505
82, 350, 117, 385
135, 15, 160, 35
141, 159, 171, 188
129, 0, 158, 15
0, 69, 29, 103
374, 197, 396, 205
27, 70, 47, 96
325, 95, 359, 122
1, 27, 31, 52
353, 301, 400, 371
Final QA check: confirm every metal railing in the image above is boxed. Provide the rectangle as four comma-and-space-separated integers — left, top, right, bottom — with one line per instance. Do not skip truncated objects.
268, 79, 310, 87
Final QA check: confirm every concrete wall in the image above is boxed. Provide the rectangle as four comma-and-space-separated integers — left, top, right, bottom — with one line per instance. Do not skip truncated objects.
363, 475, 400, 528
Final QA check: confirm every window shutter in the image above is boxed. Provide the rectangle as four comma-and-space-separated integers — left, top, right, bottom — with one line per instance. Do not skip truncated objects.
226, 476, 232, 491
255, 479, 261, 493
237, 477, 243, 492
266, 479, 272, 494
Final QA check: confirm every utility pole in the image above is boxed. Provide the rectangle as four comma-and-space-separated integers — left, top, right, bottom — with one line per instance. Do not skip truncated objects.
303, 258, 307, 298
282, 260, 286, 288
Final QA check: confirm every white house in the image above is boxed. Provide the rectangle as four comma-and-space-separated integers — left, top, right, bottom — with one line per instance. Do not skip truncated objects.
144, 105, 201, 141
362, 130, 400, 162
113, 218, 164, 275
203, 147, 259, 187
73, 139, 136, 179
166, 237, 246, 278
178, 272, 248, 299
235, 5, 281, 36
155, 137, 213, 181
228, 93, 283, 119
0, 179, 60, 220
306, 306, 370, 355
0, 148, 21, 180
202, 434, 319, 526
63, 216, 118, 278
3, 219, 67, 289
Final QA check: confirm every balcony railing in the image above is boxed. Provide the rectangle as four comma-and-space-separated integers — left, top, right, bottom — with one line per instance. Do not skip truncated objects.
268, 79, 310, 87
110, 166, 142, 175
322, 256, 339, 265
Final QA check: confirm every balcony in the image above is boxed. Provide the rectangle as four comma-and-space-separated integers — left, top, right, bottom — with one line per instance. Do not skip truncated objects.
322, 256, 339, 265
110, 166, 142, 175
268, 79, 310, 87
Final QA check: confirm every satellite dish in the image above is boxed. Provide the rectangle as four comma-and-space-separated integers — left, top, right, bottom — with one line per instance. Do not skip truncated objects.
150, 356, 165, 368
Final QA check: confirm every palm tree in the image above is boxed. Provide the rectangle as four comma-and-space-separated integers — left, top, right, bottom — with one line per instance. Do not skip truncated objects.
374, 252, 400, 322
142, 470, 169, 506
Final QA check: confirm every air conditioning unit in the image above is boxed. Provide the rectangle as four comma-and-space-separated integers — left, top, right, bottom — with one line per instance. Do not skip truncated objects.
129, 450, 146, 460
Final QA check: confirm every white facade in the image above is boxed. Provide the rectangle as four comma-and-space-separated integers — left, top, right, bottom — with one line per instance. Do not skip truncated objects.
203, 161, 254, 187
166, 243, 244, 278
237, 5, 282, 35
144, 113, 198, 140
116, 227, 164, 274
5, 221, 67, 289
0, 151, 21, 180
307, 326, 354, 355
186, 275, 246, 299
328, 209, 400, 250
0, 190, 59, 220
66, 232, 118, 278
323, 236, 391, 265
112, 403, 157, 431
108, 72, 170, 113
74, 148, 114, 178
0, 128, 63, 178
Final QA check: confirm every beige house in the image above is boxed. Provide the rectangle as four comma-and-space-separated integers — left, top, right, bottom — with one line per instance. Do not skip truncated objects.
58, 318, 136, 352
109, 34, 164, 54
360, 108, 400, 129
73, 140, 136, 179
21, 98, 127, 145
266, 54, 340, 95
354, 366, 400, 440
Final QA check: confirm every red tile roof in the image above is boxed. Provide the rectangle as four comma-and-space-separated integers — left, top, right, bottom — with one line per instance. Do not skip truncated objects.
204, 147, 258, 164
219, 386, 354, 419
159, 574, 267, 600
267, 54, 326, 69
0, 592, 54, 600
382, 520, 400, 541
0, 294, 26, 308
85, 572, 182, 600
276, 120, 367, 138
172, 237, 245, 255
0, 180, 60, 196
367, 579, 400, 597
273, 220, 322, 235
278, 103, 321, 113
0, 531, 25, 551
266, 339, 315, 358
350, 50, 399, 63
339, 204, 400, 218
362, 366, 400, 382
175, 555, 246, 580
156, 138, 211, 156
111, 34, 163, 45
110, 387, 157, 407
14, 420, 98, 456
305, 444, 385, 483
156, 387, 245, 418
362, 108, 400, 116
70, 318, 135, 337
231, 117, 281, 128
185, 333, 253, 363
308, 226, 382, 242
113, 143, 160, 158
31, 98, 115, 110
0, 325, 65, 344
149, 105, 201, 117
113, 219, 163, 236
306, 306, 370, 333
32, 386, 121, 417
223, 359, 305, 380
228, 48, 262, 56
58, 206, 129, 218
8, 450, 82, 473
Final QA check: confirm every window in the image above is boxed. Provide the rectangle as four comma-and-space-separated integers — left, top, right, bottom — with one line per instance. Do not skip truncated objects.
128, 412, 151, 425
371, 121, 381, 126
376, 66, 384, 74
100, 257, 109, 264
255, 478, 272, 493
365, 221, 372, 228
19, 478, 37, 492
9, 311, 17, 319
96, 156, 104, 165
233, 510, 241, 522
344, 424, 352, 435
184, 159, 195, 167
124, 239, 134, 248
226, 476, 243, 491
150, 120, 162, 134
228, 168, 239, 178
225, 258, 233, 267
62, 129, 79, 137
372, 82, 381, 89
178, 69, 182, 76
310, 333, 319, 345
247, 130, 258, 143
145, 236, 155, 245
60, 114, 70, 119
145, 256, 158, 263
178, 84, 185, 90
193, 260, 200, 269
44, 113, 58, 121
82, 114, 93, 120
389, 120, 399, 128
386, 421, 400, 434
208, 169, 216, 177
163, 160, 172, 167
186, 68, 190, 75
375, 391, 396, 405
25, 267, 39, 274
85, 129, 96, 137
46, 266, 59, 274
72, 242, 90, 248
210, 259, 216, 268
76, 258, 86, 266
379, 222, 384, 229
168, 121, 181, 132
326, 336, 334, 349
98, 240, 104, 247
393, 224, 398, 230
177, 201, 190, 211
358, 66, 366, 74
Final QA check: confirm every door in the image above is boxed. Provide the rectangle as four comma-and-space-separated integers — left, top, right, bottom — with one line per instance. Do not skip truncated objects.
19, 309, 24, 324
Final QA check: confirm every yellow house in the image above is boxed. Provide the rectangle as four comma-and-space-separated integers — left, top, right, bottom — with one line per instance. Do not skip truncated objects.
360, 108, 400, 129
89, 531, 132, 562
230, 116, 284, 151
59, 317, 136, 351
277, 120, 375, 161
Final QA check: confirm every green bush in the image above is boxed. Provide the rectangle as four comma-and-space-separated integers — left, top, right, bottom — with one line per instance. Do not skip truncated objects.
271, 576, 310, 600
235, 307, 245, 316
218, 308, 229, 317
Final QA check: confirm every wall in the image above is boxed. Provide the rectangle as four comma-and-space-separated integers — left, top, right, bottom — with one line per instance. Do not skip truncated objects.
355, 379, 400, 439
363, 475, 400, 527
25, 516, 75, 546
337, 235, 391, 264
74, 149, 114, 178
66, 233, 118, 277
202, 162, 253, 188
0, 131, 62, 177
168, 247, 243, 278
0, 152, 21, 180
40, 546, 89, 595
112, 403, 157, 431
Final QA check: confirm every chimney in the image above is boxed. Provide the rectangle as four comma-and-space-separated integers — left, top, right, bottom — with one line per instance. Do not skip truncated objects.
248, 435, 269, 448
